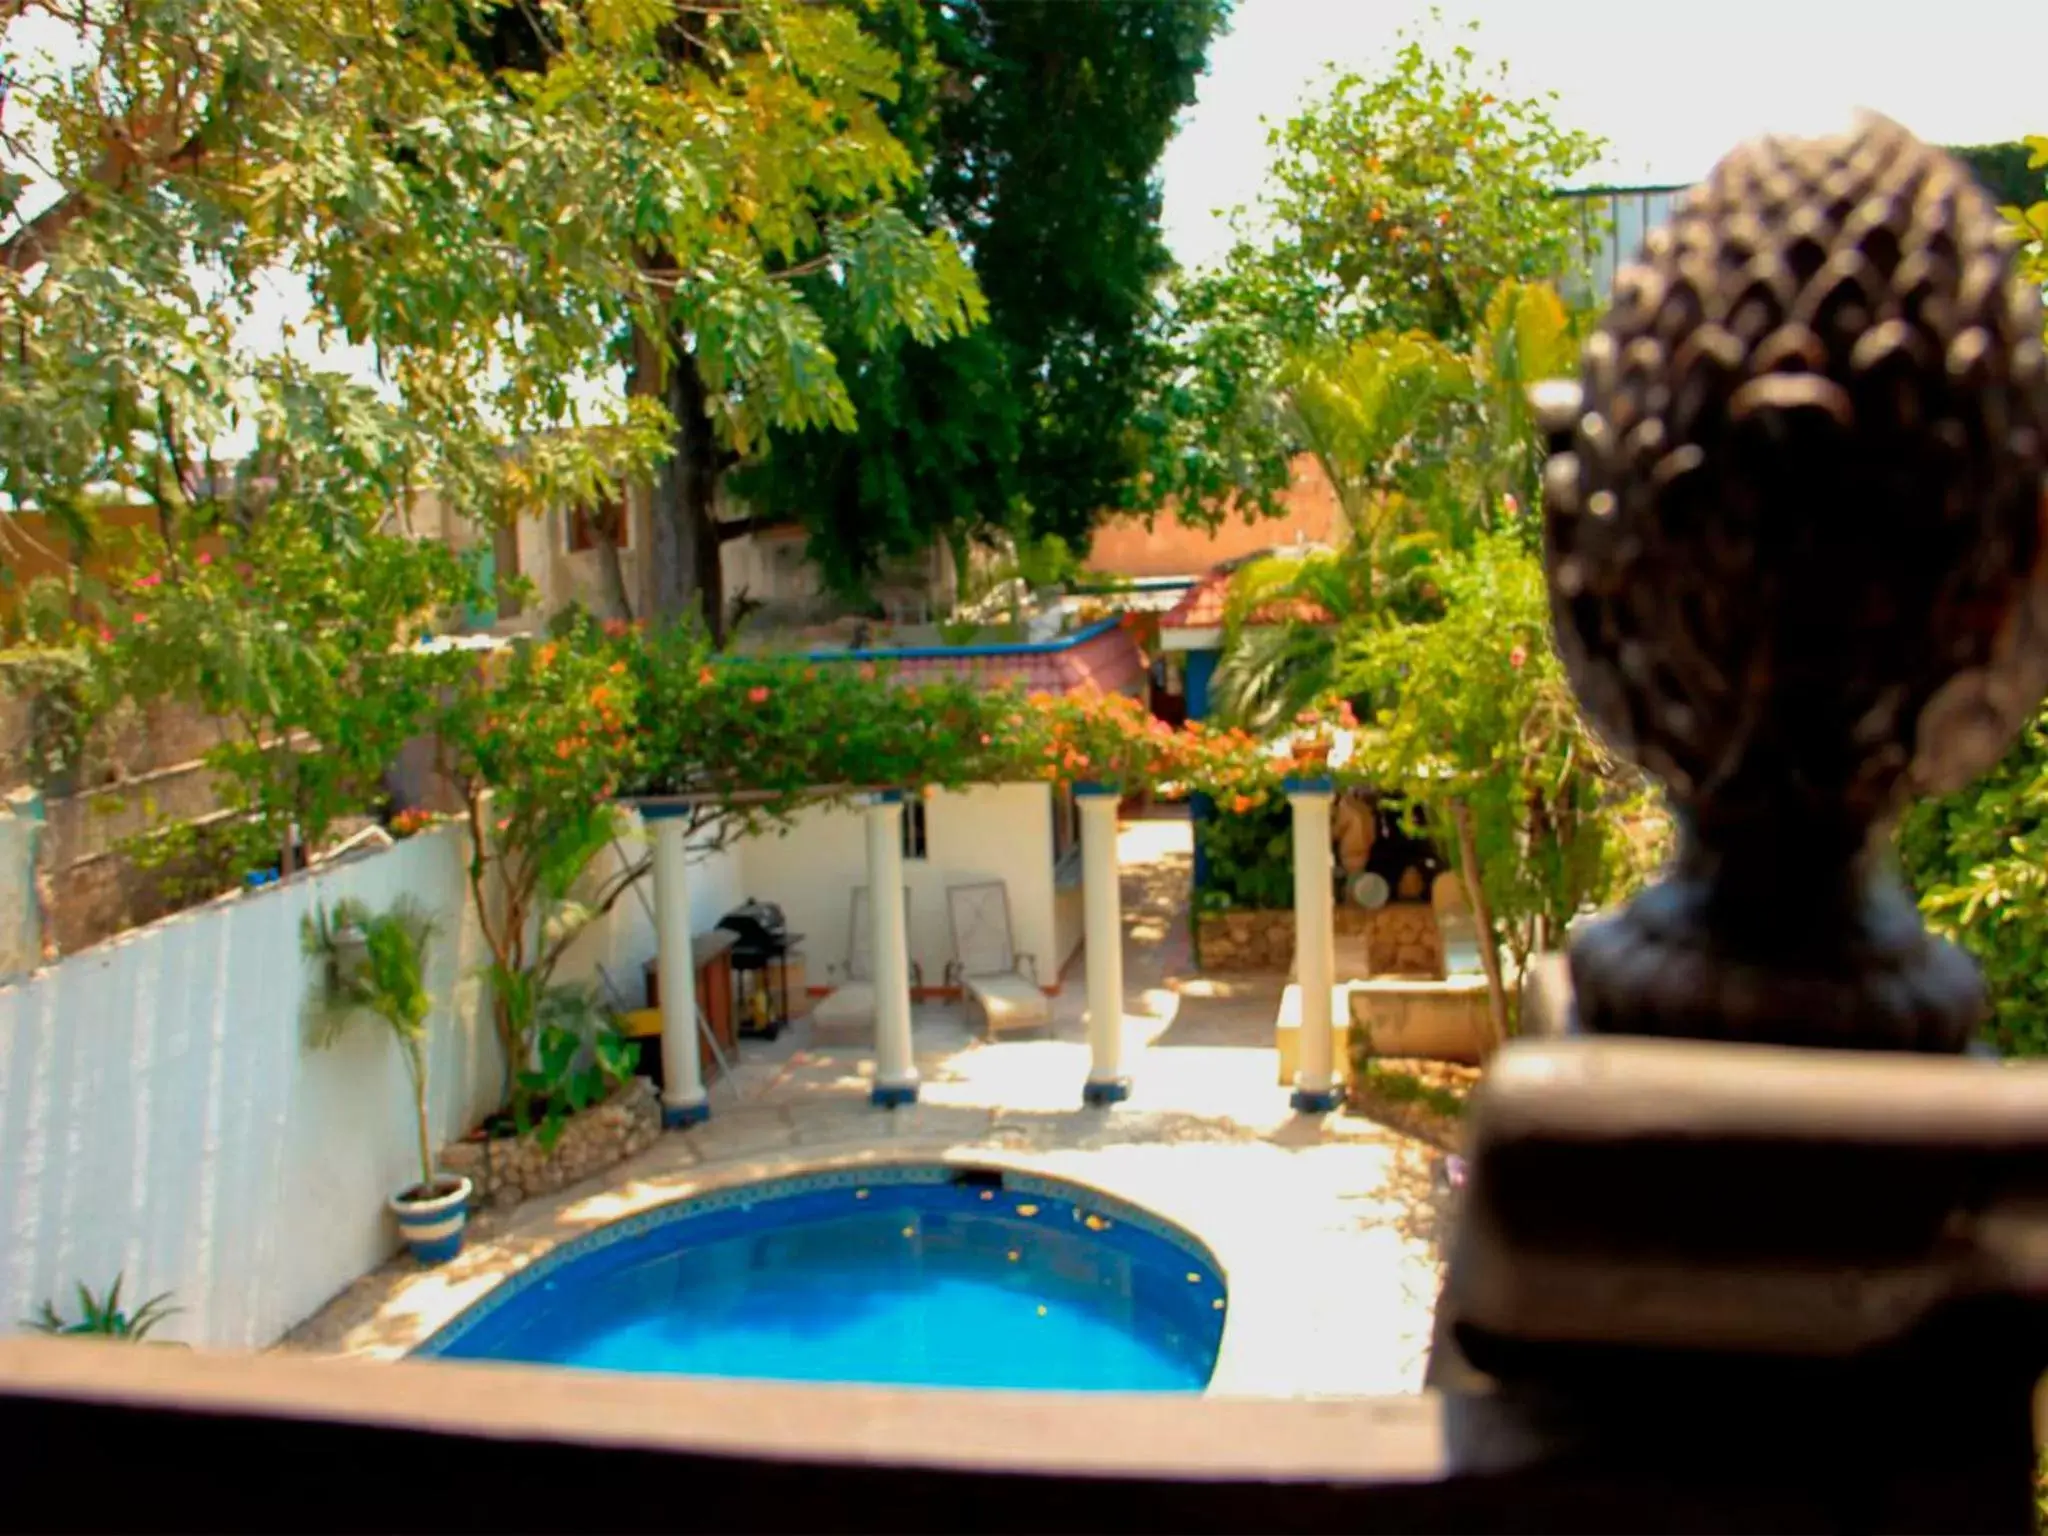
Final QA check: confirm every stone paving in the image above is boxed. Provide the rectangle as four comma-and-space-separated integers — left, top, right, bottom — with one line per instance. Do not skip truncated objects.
285, 812, 1451, 1398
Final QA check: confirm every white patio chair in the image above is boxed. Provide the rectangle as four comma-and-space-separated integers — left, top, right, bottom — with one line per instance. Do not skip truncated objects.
945, 881, 1051, 1039
812, 886, 917, 1041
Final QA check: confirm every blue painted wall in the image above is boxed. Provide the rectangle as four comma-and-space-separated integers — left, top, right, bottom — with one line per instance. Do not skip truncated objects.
1182, 651, 1221, 891
1183, 650, 1218, 723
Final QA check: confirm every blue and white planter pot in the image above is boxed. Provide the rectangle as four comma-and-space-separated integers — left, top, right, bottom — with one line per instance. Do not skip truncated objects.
390, 1175, 473, 1265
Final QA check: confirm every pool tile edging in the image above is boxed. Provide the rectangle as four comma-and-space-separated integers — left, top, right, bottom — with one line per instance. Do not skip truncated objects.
313, 1140, 1231, 1366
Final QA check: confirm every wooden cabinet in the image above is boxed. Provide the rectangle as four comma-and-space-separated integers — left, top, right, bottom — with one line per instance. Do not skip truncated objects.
643, 930, 738, 1083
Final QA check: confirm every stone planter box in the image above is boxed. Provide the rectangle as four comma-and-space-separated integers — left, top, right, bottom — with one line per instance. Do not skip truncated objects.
440, 1077, 662, 1212
1274, 976, 1494, 1083
1198, 902, 1445, 977
1348, 976, 1492, 1065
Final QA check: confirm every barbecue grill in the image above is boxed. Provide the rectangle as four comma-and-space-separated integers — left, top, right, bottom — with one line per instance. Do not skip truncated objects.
716, 899, 801, 1039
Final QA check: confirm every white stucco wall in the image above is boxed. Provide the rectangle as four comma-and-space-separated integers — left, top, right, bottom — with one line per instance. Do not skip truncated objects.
1052, 879, 1086, 982
737, 783, 1061, 992
0, 826, 505, 1349
512, 503, 649, 621
553, 811, 745, 1012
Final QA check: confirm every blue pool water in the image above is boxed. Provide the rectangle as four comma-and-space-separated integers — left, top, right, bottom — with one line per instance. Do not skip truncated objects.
420, 1168, 1226, 1392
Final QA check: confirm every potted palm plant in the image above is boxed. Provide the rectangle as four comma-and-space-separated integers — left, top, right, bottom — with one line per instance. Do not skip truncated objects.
303, 896, 472, 1264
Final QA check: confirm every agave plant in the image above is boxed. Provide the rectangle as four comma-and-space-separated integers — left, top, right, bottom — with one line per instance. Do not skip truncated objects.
28, 1275, 179, 1340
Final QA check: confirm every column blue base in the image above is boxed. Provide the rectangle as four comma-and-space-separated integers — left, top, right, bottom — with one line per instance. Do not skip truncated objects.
871, 1081, 920, 1108
662, 1101, 712, 1129
1083, 1077, 1132, 1106
1290, 1085, 1343, 1114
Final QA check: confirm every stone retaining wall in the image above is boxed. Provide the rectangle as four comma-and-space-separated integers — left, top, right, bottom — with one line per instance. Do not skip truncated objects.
440, 1076, 662, 1212
1197, 908, 1300, 971
1198, 903, 1445, 977
1363, 902, 1445, 977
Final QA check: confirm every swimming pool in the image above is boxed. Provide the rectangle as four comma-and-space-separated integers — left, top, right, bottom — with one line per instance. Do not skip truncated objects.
417, 1164, 1227, 1392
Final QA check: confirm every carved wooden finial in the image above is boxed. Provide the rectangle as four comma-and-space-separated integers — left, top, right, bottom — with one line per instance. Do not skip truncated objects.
1542, 114, 2048, 1051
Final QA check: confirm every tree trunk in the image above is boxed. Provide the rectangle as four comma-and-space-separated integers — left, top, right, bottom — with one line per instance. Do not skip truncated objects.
630, 324, 725, 642
1451, 797, 1512, 1054
409, 1046, 435, 1195
591, 520, 634, 623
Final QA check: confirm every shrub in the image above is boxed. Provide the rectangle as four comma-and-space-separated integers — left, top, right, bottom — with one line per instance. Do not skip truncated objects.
28, 1276, 178, 1340
1896, 706, 2048, 1057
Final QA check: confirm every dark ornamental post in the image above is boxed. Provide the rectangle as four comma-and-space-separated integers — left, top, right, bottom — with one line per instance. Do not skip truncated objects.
1436, 116, 2048, 1530
1547, 113, 2048, 1052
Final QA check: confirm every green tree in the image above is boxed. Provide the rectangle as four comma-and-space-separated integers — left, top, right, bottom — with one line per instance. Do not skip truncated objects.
98, 516, 480, 878
738, 0, 1230, 595
1206, 281, 1584, 731
1344, 530, 1657, 1044
2, 0, 983, 645
1254, 32, 1601, 346
1136, 17, 1602, 524
1897, 708, 2048, 1059
1946, 141, 2048, 213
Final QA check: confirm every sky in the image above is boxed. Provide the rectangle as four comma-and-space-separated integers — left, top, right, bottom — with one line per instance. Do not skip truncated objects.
1160, 0, 2048, 273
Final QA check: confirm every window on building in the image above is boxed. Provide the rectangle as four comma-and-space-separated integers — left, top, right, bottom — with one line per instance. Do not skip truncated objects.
902, 798, 929, 861
566, 494, 629, 554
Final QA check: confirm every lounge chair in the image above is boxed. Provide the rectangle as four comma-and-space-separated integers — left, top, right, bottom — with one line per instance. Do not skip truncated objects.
812, 886, 917, 1041
945, 881, 1051, 1039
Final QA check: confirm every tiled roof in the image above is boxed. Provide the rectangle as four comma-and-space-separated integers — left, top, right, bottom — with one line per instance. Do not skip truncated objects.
835, 623, 1148, 698
1160, 567, 1334, 631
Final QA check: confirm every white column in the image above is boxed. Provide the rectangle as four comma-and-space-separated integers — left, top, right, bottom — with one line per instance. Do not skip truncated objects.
865, 793, 919, 1106
1077, 785, 1130, 1105
1289, 781, 1340, 1112
651, 814, 710, 1127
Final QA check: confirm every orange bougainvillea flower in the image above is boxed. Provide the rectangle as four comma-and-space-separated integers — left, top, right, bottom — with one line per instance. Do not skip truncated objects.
1368, 205, 1385, 223
608, 661, 626, 676
1231, 794, 1254, 814
698, 667, 715, 686
538, 643, 558, 666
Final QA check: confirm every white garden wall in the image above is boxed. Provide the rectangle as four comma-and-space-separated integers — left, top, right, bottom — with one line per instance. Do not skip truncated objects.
551, 810, 745, 1013
738, 783, 1070, 992
0, 826, 504, 1350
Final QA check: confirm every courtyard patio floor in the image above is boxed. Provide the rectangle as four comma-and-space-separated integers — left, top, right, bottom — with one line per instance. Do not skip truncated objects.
286, 813, 1450, 1398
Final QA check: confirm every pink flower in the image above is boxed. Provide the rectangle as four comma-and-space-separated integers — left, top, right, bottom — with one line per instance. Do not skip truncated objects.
132, 612, 150, 625
96, 625, 114, 643
1509, 645, 1527, 670
134, 571, 161, 589
747, 686, 770, 705
1501, 493, 1520, 518
196, 551, 212, 567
